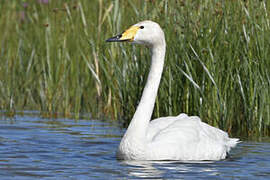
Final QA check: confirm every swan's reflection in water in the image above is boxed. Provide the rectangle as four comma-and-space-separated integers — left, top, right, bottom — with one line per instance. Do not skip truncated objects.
120, 160, 220, 179
121, 160, 163, 179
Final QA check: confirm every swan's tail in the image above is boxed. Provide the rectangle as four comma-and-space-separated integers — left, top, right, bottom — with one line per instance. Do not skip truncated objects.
229, 138, 240, 147
226, 138, 240, 152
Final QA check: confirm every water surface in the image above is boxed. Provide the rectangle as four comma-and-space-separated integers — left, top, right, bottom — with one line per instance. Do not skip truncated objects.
0, 115, 269, 179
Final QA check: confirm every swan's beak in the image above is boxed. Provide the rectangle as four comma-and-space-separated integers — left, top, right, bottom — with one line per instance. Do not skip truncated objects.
106, 26, 140, 42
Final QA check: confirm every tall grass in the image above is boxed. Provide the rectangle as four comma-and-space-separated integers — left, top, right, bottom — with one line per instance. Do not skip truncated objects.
0, 0, 269, 137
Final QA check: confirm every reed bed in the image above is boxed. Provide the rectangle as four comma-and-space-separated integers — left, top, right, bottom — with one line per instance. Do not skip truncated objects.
0, 0, 269, 137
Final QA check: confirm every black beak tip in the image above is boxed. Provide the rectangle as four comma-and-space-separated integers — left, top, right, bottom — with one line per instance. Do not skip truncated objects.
106, 38, 115, 42
106, 34, 122, 42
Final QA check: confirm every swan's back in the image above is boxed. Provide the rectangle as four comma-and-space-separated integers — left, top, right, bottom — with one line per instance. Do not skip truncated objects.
145, 114, 239, 160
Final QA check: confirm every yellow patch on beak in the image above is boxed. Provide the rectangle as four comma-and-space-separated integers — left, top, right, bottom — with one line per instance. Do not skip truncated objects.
120, 26, 140, 42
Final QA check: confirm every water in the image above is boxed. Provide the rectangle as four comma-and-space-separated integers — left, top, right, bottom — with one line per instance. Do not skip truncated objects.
0, 115, 270, 180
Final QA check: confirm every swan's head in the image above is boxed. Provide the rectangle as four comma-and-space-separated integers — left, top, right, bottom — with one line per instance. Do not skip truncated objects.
106, 20, 165, 47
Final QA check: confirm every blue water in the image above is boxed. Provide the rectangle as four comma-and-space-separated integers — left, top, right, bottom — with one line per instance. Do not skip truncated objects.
0, 114, 270, 179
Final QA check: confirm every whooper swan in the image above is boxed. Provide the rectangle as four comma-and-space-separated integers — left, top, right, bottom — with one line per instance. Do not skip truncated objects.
106, 20, 239, 161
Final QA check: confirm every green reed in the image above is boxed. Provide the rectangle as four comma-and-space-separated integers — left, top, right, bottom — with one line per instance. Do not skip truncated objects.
0, 0, 269, 137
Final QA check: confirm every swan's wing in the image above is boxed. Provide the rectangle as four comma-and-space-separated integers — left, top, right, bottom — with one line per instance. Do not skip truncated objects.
149, 114, 202, 145
146, 113, 201, 141
146, 116, 181, 141
146, 114, 238, 160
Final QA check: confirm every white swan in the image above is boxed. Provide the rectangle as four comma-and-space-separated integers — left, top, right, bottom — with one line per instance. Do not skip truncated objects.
106, 20, 239, 161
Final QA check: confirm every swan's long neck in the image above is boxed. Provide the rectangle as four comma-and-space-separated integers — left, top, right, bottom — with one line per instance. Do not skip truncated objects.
125, 42, 166, 140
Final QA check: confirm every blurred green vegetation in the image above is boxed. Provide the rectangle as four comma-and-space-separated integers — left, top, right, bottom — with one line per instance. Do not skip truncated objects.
0, 0, 269, 137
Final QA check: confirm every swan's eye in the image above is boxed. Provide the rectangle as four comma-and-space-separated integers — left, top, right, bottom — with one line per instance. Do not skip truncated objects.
140, 26, 144, 29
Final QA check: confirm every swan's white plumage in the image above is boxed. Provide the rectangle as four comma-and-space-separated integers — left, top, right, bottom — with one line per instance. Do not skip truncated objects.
106, 20, 239, 161
146, 114, 238, 160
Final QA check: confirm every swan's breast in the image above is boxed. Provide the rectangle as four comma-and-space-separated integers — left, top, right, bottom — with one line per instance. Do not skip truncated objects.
117, 136, 146, 160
